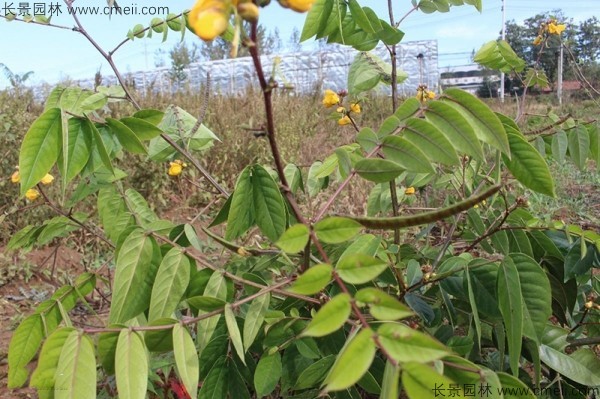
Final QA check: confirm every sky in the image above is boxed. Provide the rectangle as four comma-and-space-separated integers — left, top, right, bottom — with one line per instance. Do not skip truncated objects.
0, 0, 597, 88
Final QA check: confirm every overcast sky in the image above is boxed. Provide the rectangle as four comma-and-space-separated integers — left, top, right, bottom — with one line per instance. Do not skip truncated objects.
0, 0, 596, 88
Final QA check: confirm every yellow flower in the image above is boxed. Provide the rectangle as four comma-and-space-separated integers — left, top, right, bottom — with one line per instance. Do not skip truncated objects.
405, 186, 415, 195
547, 22, 566, 35
279, 0, 314, 13
189, 0, 229, 41
168, 160, 186, 176
338, 115, 351, 126
336, 106, 346, 113
25, 188, 40, 201
322, 89, 340, 108
350, 103, 361, 114
416, 88, 425, 102
11, 170, 20, 184
533, 35, 543, 46
40, 173, 54, 185
427, 91, 436, 99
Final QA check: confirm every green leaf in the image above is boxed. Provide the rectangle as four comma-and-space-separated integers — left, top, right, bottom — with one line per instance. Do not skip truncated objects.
198, 357, 228, 399
18, 107, 62, 195
115, 330, 148, 399
348, 0, 377, 34
402, 118, 460, 166
336, 254, 387, 284
30, 327, 75, 392
381, 136, 435, 173
377, 323, 448, 363
503, 130, 555, 196
254, 352, 282, 398
224, 304, 245, 365
355, 287, 413, 320
323, 328, 376, 392
302, 293, 351, 337
80, 92, 108, 111
120, 117, 164, 140
300, 0, 331, 41
187, 296, 226, 312
497, 372, 536, 399
148, 248, 190, 322
539, 346, 600, 386
132, 109, 164, 125
106, 117, 147, 154
251, 164, 287, 241
225, 166, 254, 240
524, 67, 549, 88
474, 40, 526, 73
109, 229, 157, 323
551, 130, 568, 163
568, 126, 590, 170
588, 123, 600, 164
347, 52, 392, 95
276, 224, 310, 254
58, 117, 91, 184
294, 355, 336, 389
197, 273, 227, 352
86, 119, 114, 175
284, 163, 304, 194
288, 264, 333, 295
243, 293, 270, 352
424, 100, 484, 161
173, 324, 199, 399
442, 88, 510, 154
403, 362, 457, 399
314, 217, 362, 244
355, 158, 404, 183
8, 314, 44, 388
498, 258, 523, 376
510, 253, 551, 344
380, 360, 400, 399
54, 331, 96, 399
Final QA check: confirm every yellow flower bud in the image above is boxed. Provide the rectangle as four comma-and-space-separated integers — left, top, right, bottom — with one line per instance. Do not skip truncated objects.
322, 89, 340, 108
338, 115, 351, 126
336, 106, 345, 113
189, 0, 229, 41
237, 2, 259, 22
279, 0, 314, 12
25, 188, 40, 201
427, 91, 436, 99
40, 173, 54, 185
11, 170, 20, 184
533, 35, 543, 46
168, 161, 184, 176
350, 103, 361, 114
405, 186, 415, 195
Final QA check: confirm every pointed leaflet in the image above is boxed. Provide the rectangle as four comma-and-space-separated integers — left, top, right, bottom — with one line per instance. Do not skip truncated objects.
402, 118, 460, 166
109, 229, 156, 323
198, 357, 228, 399
502, 129, 555, 197
18, 107, 62, 195
497, 372, 536, 399
441, 88, 510, 154
225, 166, 254, 240
424, 100, 484, 161
302, 293, 351, 337
568, 126, 590, 170
106, 117, 147, 154
85, 118, 114, 175
511, 253, 551, 344
288, 264, 333, 295
355, 158, 404, 183
30, 327, 75, 393
57, 117, 91, 184
254, 352, 282, 398
116, 330, 148, 399
336, 254, 387, 284
224, 304, 246, 365
498, 257, 523, 376
300, 0, 331, 41
323, 328, 376, 392
197, 272, 228, 352
120, 117, 164, 140
377, 323, 448, 363
539, 346, 600, 386
53, 331, 96, 399
276, 224, 310, 254
380, 361, 400, 399
551, 130, 568, 163
8, 314, 44, 388
314, 217, 362, 244
355, 288, 412, 320
251, 164, 286, 242
173, 324, 199, 399
403, 362, 457, 399
148, 248, 191, 322
381, 136, 435, 173
243, 293, 270, 351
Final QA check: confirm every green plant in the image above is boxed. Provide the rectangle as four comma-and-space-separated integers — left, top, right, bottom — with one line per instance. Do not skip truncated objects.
4, 1, 600, 399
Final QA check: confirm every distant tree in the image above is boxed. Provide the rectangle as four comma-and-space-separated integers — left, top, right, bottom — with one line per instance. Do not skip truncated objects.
574, 17, 600, 63
288, 27, 302, 53
0, 63, 34, 89
168, 42, 200, 85
199, 24, 282, 60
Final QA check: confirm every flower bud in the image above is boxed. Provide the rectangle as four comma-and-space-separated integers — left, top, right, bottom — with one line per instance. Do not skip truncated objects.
238, 2, 259, 22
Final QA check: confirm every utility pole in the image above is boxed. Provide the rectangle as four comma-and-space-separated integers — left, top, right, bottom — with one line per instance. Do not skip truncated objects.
557, 43, 563, 105
500, 0, 506, 102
